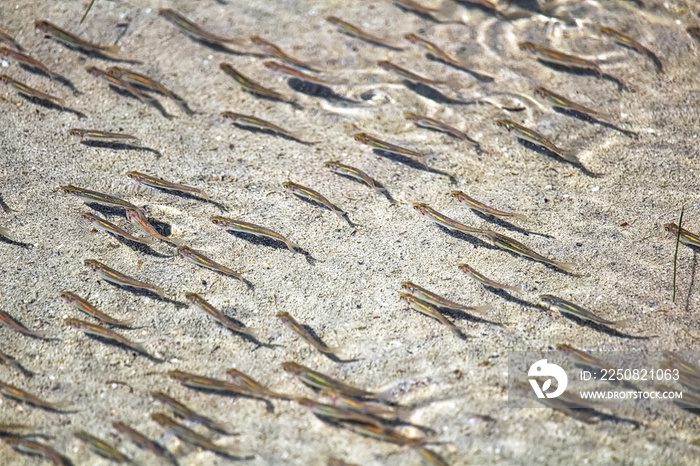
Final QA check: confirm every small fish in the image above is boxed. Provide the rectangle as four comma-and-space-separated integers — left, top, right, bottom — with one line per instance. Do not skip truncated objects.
297, 397, 384, 428
533, 87, 607, 121
69, 128, 140, 144
150, 413, 236, 458
4, 438, 70, 466
210, 216, 301, 253
0, 381, 65, 412
250, 36, 318, 71
178, 247, 246, 283
283, 181, 352, 226
484, 231, 574, 272
378, 60, 445, 86
451, 190, 526, 221
405, 112, 480, 147
0, 74, 64, 106
324, 161, 392, 201
0, 350, 33, 377
60, 185, 138, 211
112, 421, 177, 466
126, 208, 183, 247
399, 293, 466, 339
354, 132, 428, 165
81, 212, 155, 245
220, 62, 295, 105
325, 16, 403, 51
281, 361, 377, 399
159, 9, 242, 45
65, 317, 159, 359
458, 263, 521, 292
225, 368, 293, 400
664, 223, 700, 248
599, 26, 662, 73
338, 419, 424, 446
404, 33, 460, 67
0, 29, 21, 50
185, 293, 257, 339
495, 119, 578, 164
518, 41, 602, 75
688, 26, 700, 44
106, 66, 192, 114
152, 391, 230, 434
412, 202, 487, 236
84, 259, 166, 298
222, 111, 314, 144
163, 370, 262, 398
35, 20, 120, 55
60, 291, 133, 326
277, 311, 342, 359
401, 281, 488, 315
263, 60, 327, 85
555, 343, 634, 383
539, 295, 624, 327
322, 389, 405, 419
74, 430, 131, 463
86, 66, 152, 105
418, 447, 450, 466
0, 309, 47, 339
126, 171, 209, 199
0, 47, 54, 79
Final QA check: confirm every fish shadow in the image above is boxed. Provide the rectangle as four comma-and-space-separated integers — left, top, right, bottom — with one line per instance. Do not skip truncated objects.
232, 123, 313, 145
80, 140, 162, 157
18, 64, 82, 96
300, 324, 359, 363
538, 61, 628, 91
18, 94, 86, 118
425, 53, 495, 83
333, 172, 396, 204
471, 209, 552, 238
144, 188, 227, 212
287, 78, 358, 104
224, 230, 317, 265
403, 80, 475, 106
439, 307, 502, 326
0, 235, 31, 248
342, 33, 403, 52
108, 234, 172, 258
553, 108, 638, 138
484, 286, 538, 310
437, 225, 494, 249
244, 89, 301, 110
373, 149, 458, 184
54, 43, 141, 64
290, 195, 356, 228
187, 386, 275, 413
191, 38, 264, 58
128, 82, 195, 116
559, 313, 651, 339
1, 356, 34, 377
517, 139, 601, 178
85, 204, 127, 217
107, 85, 174, 119
5, 442, 75, 465
99, 281, 184, 308
85, 333, 164, 362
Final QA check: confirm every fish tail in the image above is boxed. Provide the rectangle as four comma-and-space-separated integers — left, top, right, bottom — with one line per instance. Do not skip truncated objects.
509, 213, 528, 222
285, 240, 302, 254
553, 261, 575, 273
101, 44, 122, 54
612, 318, 633, 329
467, 304, 492, 315
152, 286, 166, 298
